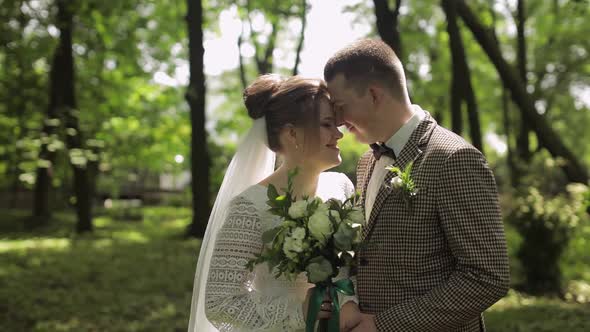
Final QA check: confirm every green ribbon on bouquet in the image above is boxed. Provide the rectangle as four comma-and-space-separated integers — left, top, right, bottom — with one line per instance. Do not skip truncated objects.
306, 278, 355, 332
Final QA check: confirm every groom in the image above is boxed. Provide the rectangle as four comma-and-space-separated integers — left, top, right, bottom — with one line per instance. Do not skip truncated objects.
325, 39, 509, 331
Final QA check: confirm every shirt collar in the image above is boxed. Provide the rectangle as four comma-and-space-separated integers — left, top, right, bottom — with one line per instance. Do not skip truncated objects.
383, 105, 425, 157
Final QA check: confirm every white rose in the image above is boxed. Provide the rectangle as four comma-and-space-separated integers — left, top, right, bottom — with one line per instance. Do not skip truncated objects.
288, 200, 308, 219
391, 176, 403, 189
306, 256, 334, 283
329, 210, 341, 223
346, 208, 365, 225
283, 235, 303, 260
308, 210, 333, 243
314, 202, 329, 215
291, 227, 306, 240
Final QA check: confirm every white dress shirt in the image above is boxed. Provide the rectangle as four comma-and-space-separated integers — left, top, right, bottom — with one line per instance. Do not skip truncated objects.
364, 105, 426, 220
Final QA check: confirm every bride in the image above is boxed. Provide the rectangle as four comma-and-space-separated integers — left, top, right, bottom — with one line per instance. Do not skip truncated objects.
188, 74, 355, 332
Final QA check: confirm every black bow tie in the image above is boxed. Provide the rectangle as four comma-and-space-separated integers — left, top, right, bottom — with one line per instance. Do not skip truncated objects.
370, 143, 396, 160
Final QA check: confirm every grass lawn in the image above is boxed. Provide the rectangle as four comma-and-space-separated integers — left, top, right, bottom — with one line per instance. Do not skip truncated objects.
0, 207, 200, 332
486, 290, 590, 331
1, 207, 589, 331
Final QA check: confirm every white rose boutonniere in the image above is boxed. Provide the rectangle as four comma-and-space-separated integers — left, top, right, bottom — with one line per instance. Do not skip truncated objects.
386, 161, 418, 211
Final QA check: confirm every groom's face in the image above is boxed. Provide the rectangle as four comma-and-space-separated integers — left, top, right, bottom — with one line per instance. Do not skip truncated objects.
327, 74, 373, 144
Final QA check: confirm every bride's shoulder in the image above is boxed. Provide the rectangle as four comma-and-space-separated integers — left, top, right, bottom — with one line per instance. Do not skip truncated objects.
319, 172, 355, 199
228, 184, 267, 209
320, 171, 353, 185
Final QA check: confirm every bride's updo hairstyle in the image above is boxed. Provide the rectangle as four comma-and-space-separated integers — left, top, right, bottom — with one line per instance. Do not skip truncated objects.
243, 74, 330, 153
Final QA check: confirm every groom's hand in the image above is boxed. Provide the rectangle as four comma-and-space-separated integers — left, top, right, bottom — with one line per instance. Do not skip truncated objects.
303, 288, 332, 321
350, 313, 377, 332
339, 301, 361, 332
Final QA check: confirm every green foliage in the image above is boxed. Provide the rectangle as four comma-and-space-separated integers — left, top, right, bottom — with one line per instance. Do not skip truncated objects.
508, 183, 589, 294
583, 189, 590, 214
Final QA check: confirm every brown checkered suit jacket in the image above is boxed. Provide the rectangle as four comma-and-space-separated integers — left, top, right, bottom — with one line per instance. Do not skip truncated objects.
355, 111, 509, 331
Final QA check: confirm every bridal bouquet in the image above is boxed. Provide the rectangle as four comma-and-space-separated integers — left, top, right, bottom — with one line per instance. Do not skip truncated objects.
246, 169, 363, 332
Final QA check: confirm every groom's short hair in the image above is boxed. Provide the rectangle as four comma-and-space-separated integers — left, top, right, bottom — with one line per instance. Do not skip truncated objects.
324, 39, 407, 100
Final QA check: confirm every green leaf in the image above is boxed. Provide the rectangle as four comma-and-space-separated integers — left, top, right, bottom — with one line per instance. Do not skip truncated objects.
404, 161, 414, 175
262, 226, 283, 244
267, 183, 279, 201
386, 165, 401, 174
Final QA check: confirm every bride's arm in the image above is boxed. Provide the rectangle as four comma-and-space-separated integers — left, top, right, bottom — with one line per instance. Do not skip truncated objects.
204, 195, 305, 331
336, 173, 360, 307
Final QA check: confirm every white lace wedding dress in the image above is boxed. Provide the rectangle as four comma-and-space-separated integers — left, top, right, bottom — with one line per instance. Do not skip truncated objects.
203, 172, 354, 332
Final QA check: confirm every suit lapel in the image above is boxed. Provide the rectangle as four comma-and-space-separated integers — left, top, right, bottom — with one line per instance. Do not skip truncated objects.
361, 112, 437, 241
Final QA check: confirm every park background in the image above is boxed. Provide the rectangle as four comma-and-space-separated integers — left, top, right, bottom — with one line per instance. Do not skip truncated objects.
1, 0, 589, 331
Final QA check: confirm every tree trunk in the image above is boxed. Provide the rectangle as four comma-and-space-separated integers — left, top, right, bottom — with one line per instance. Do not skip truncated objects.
456, 0, 588, 183
56, 0, 93, 233
259, 20, 278, 74
247, 0, 278, 75
292, 0, 307, 76
237, 29, 247, 90
516, 0, 531, 162
449, 73, 463, 135
32, 1, 66, 223
443, 0, 463, 136
186, 0, 210, 237
442, 0, 483, 153
373, 0, 403, 56
86, 143, 101, 218
464, 74, 483, 153
502, 89, 517, 187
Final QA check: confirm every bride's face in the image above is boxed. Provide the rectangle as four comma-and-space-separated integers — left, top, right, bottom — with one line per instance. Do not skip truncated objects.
305, 98, 343, 170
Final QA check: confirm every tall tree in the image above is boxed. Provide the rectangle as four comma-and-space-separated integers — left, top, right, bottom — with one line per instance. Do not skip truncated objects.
292, 0, 307, 76
502, 89, 517, 187
442, 0, 483, 153
456, 0, 588, 183
59, 0, 93, 232
32, 0, 69, 223
373, 0, 403, 56
235, 0, 308, 85
246, 0, 279, 75
32, 0, 93, 231
516, 0, 531, 162
237, 28, 248, 90
186, 0, 210, 237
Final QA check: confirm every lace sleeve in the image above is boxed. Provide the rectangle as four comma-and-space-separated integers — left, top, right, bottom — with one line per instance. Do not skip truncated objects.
340, 173, 355, 199
204, 195, 305, 331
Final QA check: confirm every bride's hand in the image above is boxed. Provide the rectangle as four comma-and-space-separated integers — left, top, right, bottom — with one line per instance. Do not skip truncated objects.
303, 288, 333, 320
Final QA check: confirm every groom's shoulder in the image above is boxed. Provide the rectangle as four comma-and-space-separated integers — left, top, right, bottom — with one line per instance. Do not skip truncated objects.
357, 150, 373, 170
427, 124, 482, 159
358, 150, 373, 165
